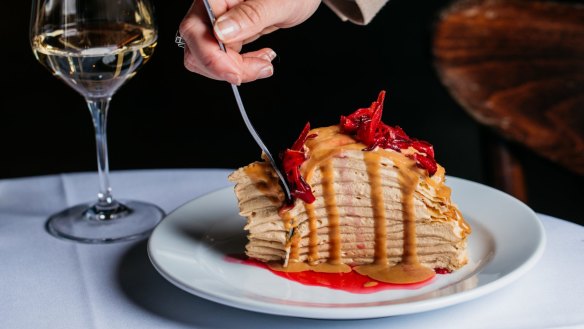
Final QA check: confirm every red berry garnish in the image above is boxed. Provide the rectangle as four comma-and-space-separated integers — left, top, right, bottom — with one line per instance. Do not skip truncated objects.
434, 268, 451, 274
280, 91, 439, 206
281, 123, 316, 204
339, 90, 438, 176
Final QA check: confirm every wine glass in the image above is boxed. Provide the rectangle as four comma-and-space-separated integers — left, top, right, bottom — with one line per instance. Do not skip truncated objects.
30, 0, 164, 243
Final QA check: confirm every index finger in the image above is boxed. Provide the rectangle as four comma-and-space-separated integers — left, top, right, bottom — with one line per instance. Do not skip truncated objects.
179, 0, 242, 83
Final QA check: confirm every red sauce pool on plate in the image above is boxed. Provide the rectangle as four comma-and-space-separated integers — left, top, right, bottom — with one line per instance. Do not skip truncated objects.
225, 254, 437, 294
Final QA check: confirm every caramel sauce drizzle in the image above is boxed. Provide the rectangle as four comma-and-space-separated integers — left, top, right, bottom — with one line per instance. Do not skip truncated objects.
321, 160, 342, 265
363, 152, 388, 265
264, 126, 466, 282
354, 159, 434, 284
289, 228, 300, 261
305, 203, 319, 264
279, 209, 291, 232
244, 162, 283, 205
286, 159, 350, 274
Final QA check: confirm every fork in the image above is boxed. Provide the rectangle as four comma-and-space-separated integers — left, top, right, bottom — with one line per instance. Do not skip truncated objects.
198, 0, 292, 204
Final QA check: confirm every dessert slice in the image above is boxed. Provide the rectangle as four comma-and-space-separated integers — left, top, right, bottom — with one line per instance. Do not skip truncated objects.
228, 91, 471, 284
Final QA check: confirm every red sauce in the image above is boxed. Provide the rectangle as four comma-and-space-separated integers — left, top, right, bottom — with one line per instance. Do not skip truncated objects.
225, 255, 437, 294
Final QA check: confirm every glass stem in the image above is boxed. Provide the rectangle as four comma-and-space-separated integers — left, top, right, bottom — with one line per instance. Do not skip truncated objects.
87, 98, 115, 208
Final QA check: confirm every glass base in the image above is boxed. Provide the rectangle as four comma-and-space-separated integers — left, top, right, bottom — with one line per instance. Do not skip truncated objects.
46, 199, 165, 243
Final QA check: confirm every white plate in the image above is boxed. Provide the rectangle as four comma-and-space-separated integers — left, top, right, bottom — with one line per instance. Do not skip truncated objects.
147, 176, 545, 319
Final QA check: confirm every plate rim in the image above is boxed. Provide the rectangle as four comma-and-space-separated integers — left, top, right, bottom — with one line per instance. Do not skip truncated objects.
147, 176, 546, 319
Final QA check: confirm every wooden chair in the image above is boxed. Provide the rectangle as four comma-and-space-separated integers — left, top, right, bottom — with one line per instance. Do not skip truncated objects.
432, 0, 584, 202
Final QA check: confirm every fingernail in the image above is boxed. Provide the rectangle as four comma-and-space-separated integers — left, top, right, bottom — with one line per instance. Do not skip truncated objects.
224, 73, 241, 85
257, 65, 273, 79
214, 17, 239, 41
265, 50, 277, 61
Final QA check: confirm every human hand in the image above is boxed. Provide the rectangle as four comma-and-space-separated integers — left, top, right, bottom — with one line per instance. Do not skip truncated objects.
178, 0, 321, 85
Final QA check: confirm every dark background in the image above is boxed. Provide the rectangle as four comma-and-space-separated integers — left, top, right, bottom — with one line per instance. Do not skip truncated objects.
4, 0, 582, 225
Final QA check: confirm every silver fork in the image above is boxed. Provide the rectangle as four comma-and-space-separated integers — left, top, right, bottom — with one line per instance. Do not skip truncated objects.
177, 0, 296, 263
198, 0, 292, 203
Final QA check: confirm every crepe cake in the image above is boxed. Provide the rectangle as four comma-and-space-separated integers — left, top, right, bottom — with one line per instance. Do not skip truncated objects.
228, 91, 471, 284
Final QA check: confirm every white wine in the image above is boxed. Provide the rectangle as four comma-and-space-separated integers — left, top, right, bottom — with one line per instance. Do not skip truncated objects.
30, 0, 166, 243
32, 23, 157, 99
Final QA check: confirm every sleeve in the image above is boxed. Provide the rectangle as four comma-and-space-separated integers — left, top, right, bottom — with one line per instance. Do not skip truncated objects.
323, 0, 389, 25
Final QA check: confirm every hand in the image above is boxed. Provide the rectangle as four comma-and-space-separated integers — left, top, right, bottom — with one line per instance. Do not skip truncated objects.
179, 0, 321, 85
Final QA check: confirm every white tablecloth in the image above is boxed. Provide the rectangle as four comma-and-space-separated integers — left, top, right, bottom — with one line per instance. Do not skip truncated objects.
1, 169, 583, 329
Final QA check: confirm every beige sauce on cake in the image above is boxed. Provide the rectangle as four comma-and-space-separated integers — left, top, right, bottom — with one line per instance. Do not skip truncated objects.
244, 162, 283, 205
363, 152, 387, 265
305, 203, 319, 264
268, 126, 439, 282
354, 153, 435, 283
321, 159, 342, 265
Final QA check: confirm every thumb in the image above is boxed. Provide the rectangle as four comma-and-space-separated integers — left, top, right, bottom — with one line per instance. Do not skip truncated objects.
213, 0, 283, 43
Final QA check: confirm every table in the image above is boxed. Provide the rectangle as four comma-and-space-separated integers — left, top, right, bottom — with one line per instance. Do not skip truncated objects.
1, 169, 583, 329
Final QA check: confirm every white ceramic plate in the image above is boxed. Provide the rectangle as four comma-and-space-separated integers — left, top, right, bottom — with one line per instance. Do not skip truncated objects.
147, 177, 545, 319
